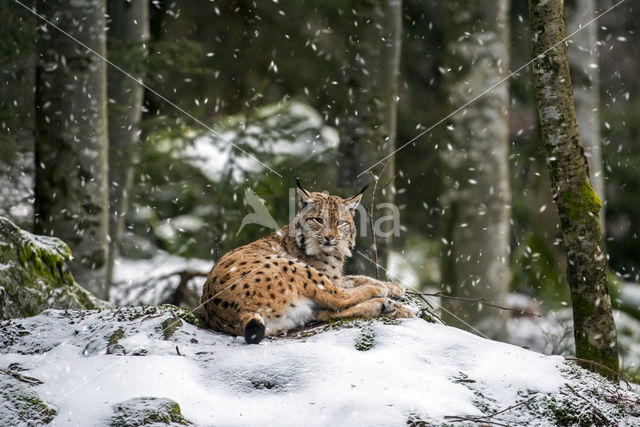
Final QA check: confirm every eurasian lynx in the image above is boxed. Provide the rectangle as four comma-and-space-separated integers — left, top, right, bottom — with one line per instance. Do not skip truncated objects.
201, 181, 413, 344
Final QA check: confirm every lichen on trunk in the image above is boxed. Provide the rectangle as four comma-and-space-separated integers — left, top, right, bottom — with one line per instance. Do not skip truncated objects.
528, 0, 619, 375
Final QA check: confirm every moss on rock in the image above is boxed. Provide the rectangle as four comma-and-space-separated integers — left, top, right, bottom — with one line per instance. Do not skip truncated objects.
0, 370, 57, 425
108, 397, 192, 426
0, 216, 104, 319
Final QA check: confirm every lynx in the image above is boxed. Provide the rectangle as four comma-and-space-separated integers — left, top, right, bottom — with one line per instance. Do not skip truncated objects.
200, 180, 413, 344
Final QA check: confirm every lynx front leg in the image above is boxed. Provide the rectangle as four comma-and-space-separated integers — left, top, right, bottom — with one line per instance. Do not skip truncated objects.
341, 275, 405, 298
315, 298, 414, 321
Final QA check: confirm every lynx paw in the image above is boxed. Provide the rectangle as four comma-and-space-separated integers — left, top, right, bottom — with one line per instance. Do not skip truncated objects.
393, 303, 415, 318
379, 298, 397, 316
384, 281, 405, 298
380, 300, 414, 318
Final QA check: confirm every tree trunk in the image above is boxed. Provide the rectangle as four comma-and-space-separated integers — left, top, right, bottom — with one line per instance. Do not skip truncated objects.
105, 0, 149, 295
34, 0, 110, 299
566, 0, 605, 232
439, 0, 511, 340
337, 0, 402, 275
528, 0, 619, 374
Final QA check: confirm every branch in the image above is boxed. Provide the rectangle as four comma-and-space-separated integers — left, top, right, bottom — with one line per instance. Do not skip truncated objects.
406, 290, 542, 318
445, 395, 538, 425
563, 383, 611, 425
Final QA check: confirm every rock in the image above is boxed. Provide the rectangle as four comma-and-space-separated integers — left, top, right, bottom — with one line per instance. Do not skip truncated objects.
0, 216, 104, 319
0, 370, 56, 426
108, 397, 192, 426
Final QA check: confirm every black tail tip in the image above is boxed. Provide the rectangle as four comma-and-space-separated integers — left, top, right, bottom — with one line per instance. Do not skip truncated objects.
244, 319, 265, 344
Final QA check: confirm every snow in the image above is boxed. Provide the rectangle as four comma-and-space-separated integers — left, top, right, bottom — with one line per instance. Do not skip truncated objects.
3, 306, 623, 426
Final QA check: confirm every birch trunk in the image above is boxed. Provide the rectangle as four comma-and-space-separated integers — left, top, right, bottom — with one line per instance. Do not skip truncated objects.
529, 0, 619, 373
337, 0, 402, 275
105, 0, 149, 294
439, 0, 511, 340
35, 0, 110, 299
566, 0, 605, 232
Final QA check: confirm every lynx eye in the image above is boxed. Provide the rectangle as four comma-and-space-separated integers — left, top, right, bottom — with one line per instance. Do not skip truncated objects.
336, 220, 347, 226
310, 217, 323, 225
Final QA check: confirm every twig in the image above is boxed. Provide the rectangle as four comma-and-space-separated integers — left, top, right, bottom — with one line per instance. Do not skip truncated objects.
563, 383, 611, 425
444, 416, 509, 426
213, 235, 220, 263
367, 158, 392, 280
411, 292, 446, 325
445, 395, 538, 425
565, 357, 628, 388
364, 204, 379, 280
0, 369, 44, 385
407, 290, 542, 318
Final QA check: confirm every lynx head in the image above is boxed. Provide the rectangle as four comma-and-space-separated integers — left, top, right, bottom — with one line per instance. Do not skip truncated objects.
293, 179, 366, 258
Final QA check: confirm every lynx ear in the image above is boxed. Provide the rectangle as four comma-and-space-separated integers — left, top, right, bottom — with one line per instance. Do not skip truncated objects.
296, 178, 313, 210
344, 184, 368, 212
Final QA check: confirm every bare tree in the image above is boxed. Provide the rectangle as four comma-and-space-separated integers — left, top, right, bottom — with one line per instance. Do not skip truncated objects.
337, 0, 402, 273
439, 0, 512, 340
529, 0, 618, 373
105, 0, 149, 295
34, 0, 110, 299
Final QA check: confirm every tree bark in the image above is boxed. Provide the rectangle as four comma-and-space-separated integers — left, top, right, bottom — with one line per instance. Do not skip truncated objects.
35, 0, 110, 299
566, 0, 605, 233
439, 0, 511, 340
337, 0, 402, 274
529, 0, 619, 374
105, 0, 149, 295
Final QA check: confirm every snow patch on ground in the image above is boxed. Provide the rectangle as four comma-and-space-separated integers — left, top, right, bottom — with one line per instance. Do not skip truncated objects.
3, 307, 636, 426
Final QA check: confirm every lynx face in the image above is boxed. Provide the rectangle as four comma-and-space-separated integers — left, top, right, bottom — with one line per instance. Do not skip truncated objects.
293, 188, 362, 258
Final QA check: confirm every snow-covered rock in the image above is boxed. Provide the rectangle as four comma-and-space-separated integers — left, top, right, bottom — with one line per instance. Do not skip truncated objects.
0, 217, 104, 320
0, 305, 638, 426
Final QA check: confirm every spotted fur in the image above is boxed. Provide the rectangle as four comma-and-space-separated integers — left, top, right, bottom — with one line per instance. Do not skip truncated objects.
200, 183, 413, 343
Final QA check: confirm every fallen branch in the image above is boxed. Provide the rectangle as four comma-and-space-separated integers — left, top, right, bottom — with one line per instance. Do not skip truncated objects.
407, 290, 542, 318
0, 369, 44, 385
445, 395, 538, 425
563, 383, 611, 426
410, 292, 446, 325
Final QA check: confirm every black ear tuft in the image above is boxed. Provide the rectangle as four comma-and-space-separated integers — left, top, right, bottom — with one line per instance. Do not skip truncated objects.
296, 177, 310, 196
357, 184, 369, 196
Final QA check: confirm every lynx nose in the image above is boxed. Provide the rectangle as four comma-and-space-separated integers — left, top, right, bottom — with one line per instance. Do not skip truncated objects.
324, 236, 336, 245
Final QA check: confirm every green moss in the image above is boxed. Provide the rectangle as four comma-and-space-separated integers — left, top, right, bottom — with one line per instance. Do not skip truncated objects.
0, 372, 58, 424
355, 325, 375, 351
561, 179, 602, 222
0, 217, 101, 320
161, 316, 183, 340
109, 397, 191, 426
580, 180, 603, 214
108, 328, 125, 346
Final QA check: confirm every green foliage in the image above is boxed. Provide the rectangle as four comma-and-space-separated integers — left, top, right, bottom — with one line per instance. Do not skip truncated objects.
127, 100, 338, 260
